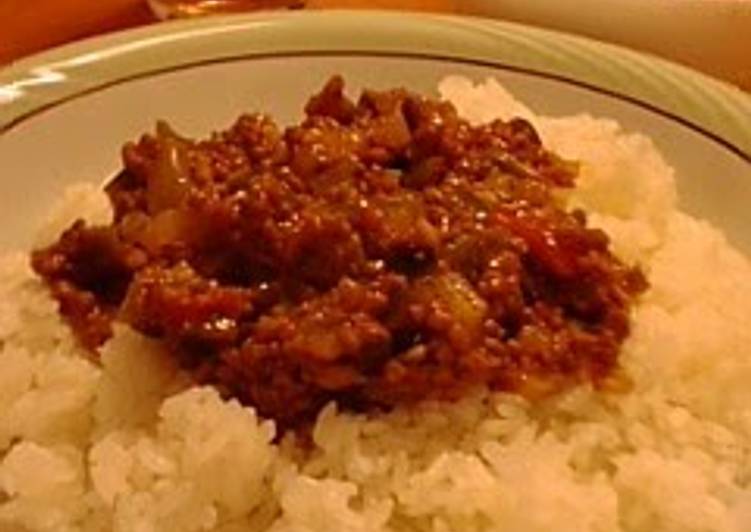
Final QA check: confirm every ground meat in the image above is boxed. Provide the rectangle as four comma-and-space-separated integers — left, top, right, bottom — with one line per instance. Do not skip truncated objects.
31, 76, 647, 428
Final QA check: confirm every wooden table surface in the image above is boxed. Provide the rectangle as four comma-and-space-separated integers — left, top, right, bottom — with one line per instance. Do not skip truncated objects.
0, 0, 457, 64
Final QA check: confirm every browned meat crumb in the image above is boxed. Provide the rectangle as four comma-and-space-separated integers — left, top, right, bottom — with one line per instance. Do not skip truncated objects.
31, 76, 647, 428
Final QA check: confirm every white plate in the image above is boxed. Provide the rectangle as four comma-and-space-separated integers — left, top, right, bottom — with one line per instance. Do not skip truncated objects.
1, 11, 749, 252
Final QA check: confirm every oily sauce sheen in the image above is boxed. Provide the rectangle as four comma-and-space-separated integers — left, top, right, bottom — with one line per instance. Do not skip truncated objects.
32, 77, 647, 428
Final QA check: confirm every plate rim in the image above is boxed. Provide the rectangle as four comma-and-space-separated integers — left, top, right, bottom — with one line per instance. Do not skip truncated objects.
1, 10, 750, 160
3, 48, 750, 166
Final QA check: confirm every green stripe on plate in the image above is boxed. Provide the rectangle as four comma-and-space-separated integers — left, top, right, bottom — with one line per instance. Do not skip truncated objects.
1, 11, 750, 157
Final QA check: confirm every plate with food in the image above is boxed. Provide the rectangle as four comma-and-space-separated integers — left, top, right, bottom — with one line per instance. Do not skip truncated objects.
0, 10, 750, 532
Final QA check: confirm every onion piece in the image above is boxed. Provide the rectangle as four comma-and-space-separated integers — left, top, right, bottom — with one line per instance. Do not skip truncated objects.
146, 121, 191, 213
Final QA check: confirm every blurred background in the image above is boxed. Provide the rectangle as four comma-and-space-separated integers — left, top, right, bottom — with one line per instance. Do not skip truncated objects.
0, 0, 749, 91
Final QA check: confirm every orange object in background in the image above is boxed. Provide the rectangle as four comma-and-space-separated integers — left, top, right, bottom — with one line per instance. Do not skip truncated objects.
0, 0, 153, 64
0, 0, 457, 64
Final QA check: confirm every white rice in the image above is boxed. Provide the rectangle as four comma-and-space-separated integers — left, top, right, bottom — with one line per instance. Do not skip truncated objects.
1, 77, 750, 532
